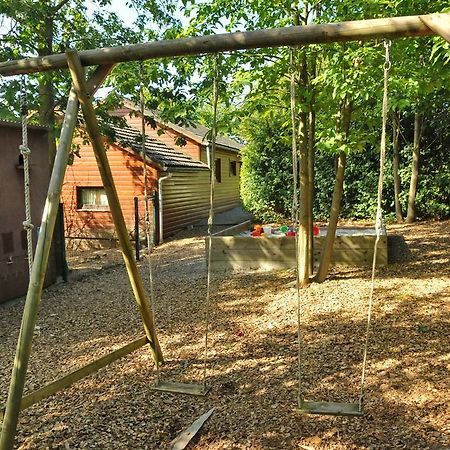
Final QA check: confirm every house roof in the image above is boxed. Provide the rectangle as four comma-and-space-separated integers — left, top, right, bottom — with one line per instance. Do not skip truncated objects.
0, 119, 48, 131
122, 100, 244, 152
111, 125, 209, 172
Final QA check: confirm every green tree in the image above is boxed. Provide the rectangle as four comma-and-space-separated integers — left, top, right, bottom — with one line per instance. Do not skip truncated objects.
0, 0, 175, 160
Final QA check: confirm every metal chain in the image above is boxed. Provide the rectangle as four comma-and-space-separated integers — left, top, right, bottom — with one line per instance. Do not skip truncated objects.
358, 39, 391, 410
138, 63, 160, 380
20, 75, 34, 275
203, 54, 219, 392
290, 48, 304, 408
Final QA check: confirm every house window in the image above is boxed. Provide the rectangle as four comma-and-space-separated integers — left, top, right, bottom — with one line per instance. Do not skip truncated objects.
77, 187, 109, 210
215, 158, 222, 183
229, 160, 237, 176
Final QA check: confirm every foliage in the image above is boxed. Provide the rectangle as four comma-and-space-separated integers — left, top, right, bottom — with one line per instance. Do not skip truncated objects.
1, 0, 449, 222
240, 115, 293, 222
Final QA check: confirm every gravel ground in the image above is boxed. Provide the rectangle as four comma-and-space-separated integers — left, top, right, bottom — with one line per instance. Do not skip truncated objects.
0, 221, 449, 449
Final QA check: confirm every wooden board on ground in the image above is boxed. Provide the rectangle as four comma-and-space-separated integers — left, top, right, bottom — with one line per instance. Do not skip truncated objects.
169, 408, 214, 450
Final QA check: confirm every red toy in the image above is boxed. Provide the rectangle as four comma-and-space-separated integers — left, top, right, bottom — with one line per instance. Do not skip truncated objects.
313, 226, 320, 236
251, 224, 265, 237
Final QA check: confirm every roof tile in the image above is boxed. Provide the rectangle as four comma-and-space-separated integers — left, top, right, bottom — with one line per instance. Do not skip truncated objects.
112, 126, 209, 171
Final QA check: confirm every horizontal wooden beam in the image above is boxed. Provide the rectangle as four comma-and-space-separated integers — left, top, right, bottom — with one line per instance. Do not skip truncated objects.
0, 336, 148, 421
0, 14, 444, 76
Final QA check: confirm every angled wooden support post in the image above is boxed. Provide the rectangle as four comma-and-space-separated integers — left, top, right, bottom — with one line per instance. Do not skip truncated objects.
0, 65, 114, 450
0, 336, 148, 422
420, 13, 450, 43
65, 49, 164, 366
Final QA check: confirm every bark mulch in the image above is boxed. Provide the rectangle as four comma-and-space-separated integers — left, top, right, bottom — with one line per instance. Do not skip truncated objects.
0, 220, 449, 449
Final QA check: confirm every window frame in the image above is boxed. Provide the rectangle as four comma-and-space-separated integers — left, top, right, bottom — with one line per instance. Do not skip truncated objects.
229, 160, 237, 177
76, 186, 110, 211
215, 158, 222, 183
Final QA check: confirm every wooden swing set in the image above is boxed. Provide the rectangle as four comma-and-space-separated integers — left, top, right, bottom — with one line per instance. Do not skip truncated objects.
0, 12, 449, 450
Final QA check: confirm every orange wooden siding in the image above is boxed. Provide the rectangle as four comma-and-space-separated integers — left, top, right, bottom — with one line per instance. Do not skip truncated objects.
62, 139, 157, 240
63, 108, 241, 241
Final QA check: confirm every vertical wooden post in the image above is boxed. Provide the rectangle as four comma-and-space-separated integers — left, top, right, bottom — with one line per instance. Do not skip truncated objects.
0, 66, 113, 450
56, 202, 69, 281
134, 197, 140, 261
153, 191, 159, 246
65, 49, 163, 364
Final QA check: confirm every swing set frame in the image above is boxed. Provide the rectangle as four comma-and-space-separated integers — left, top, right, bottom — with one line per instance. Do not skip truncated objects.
0, 12, 449, 450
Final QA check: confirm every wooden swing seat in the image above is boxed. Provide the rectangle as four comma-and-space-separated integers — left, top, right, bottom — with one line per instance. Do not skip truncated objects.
297, 401, 363, 417
151, 381, 210, 396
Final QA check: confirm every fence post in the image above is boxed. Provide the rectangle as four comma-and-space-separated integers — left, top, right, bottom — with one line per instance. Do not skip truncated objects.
134, 197, 140, 261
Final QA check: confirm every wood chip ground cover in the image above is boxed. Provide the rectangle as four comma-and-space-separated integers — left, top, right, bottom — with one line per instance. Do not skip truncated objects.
0, 221, 449, 449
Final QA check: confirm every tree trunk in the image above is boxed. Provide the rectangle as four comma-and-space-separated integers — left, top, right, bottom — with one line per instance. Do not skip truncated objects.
392, 110, 403, 222
315, 103, 351, 283
37, 15, 57, 163
307, 63, 316, 274
405, 112, 423, 223
297, 51, 311, 287
315, 151, 346, 282
292, 2, 313, 287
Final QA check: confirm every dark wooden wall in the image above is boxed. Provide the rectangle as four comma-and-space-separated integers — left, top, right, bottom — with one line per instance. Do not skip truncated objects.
0, 122, 57, 303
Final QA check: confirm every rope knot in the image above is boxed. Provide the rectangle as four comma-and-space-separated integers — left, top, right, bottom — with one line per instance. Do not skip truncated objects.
23, 220, 34, 230
20, 145, 31, 155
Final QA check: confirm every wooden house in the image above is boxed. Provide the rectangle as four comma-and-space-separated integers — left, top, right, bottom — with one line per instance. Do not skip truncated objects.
0, 121, 63, 303
62, 104, 242, 245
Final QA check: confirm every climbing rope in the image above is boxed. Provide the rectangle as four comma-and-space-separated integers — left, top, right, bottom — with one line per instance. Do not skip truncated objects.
358, 40, 391, 410
290, 48, 304, 408
138, 63, 160, 380
20, 75, 34, 275
203, 54, 220, 391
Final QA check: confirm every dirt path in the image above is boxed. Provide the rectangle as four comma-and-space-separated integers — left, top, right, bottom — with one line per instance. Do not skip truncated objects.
0, 221, 449, 449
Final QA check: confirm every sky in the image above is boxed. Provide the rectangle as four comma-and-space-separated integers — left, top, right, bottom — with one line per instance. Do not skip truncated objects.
86, 0, 192, 30
86, 0, 138, 27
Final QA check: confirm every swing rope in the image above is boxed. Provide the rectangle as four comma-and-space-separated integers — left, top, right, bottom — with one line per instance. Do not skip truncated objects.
294, 41, 391, 415
358, 39, 391, 410
289, 48, 304, 408
138, 63, 160, 380
20, 75, 34, 275
203, 53, 220, 390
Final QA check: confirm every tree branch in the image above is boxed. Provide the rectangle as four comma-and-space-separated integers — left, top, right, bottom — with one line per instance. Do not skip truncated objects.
52, 0, 71, 14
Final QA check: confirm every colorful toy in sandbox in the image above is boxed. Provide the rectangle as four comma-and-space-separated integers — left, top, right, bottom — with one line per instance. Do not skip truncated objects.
250, 224, 321, 237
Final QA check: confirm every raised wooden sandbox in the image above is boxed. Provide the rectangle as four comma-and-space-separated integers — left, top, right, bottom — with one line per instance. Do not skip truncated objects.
208, 223, 388, 271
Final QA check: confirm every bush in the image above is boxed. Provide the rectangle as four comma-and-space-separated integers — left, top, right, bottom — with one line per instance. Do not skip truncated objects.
240, 117, 294, 222
240, 112, 450, 223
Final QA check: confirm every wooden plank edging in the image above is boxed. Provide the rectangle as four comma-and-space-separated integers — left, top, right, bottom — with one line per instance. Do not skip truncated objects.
0, 336, 148, 421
